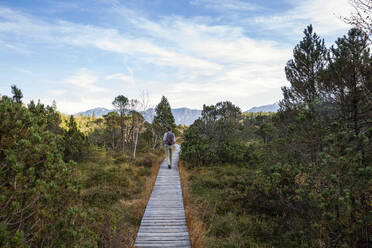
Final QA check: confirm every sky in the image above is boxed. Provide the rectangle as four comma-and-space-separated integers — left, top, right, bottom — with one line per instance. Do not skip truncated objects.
0, 0, 354, 113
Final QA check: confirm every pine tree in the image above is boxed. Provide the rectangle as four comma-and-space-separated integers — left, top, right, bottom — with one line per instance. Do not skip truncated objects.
11, 85, 23, 103
327, 28, 371, 135
281, 25, 328, 109
113, 95, 129, 153
153, 96, 176, 146
64, 115, 89, 162
104, 111, 120, 150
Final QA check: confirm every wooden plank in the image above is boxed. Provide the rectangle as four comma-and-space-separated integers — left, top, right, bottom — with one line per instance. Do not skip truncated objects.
136, 245, 190, 248
136, 236, 190, 241
135, 240, 191, 247
138, 228, 188, 233
134, 145, 190, 248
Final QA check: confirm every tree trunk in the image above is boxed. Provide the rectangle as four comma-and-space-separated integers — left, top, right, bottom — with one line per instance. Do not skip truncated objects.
153, 135, 158, 149
121, 125, 124, 153
353, 84, 359, 135
133, 129, 139, 160
112, 128, 115, 150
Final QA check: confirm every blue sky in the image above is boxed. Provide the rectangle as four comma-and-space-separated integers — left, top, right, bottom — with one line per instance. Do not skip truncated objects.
0, 0, 353, 113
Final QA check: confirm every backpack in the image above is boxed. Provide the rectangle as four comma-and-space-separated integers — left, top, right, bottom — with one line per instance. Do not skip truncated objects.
165, 132, 174, 145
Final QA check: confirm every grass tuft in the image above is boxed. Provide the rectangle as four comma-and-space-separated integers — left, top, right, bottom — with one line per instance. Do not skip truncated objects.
179, 161, 209, 248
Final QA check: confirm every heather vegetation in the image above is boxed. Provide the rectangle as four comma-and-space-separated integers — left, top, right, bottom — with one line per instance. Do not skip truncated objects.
181, 26, 371, 247
0, 87, 177, 247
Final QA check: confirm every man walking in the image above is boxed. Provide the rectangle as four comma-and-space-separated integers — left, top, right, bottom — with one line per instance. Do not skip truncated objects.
163, 127, 176, 169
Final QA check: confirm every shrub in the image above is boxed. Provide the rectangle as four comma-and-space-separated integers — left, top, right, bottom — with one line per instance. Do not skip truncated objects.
0, 96, 95, 247
135, 154, 154, 167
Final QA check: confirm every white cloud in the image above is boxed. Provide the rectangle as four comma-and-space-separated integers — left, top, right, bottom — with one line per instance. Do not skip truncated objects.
65, 68, 104, 92
0, 7, 221, 73
0, 5, 291, 111
109, 11, 291, 109
51, 96, 114, 114
190, 0, 260, 11
49, 89, 67, 96
250, 0, 352, 36
163, 63, 287, 110
105, 73, 134, 83
0, 1, 353, 113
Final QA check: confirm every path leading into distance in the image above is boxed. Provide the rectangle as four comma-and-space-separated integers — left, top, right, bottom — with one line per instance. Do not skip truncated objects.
134, 144, 191, 248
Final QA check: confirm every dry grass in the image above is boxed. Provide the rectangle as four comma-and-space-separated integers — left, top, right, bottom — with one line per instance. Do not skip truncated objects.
179, 162, 209, 248
126, 152, 165, 247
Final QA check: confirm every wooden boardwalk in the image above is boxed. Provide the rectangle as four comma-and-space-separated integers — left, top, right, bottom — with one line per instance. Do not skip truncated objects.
134, 145, 191, 248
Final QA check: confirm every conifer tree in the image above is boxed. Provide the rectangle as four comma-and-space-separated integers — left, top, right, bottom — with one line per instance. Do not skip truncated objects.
279, 25, 330, 162
64, 115, 88, 162
153, 96, 176, 146
327, 28, 371, 135
104, 111, 120, 150
11, 85, 23, 103
113, 95, 129, 153
281, 25, 328, 109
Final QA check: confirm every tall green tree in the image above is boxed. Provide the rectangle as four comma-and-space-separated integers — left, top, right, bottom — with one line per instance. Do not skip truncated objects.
64, 115, 89, 162
245, 27, 372, 247
281, 25, 328, 109
153, 96, 176, 147
327, 28, 371, 135
11, 85, 23, 103
104, 111, 120, 150
113, 95, 129, 153
279, 25, 330, 163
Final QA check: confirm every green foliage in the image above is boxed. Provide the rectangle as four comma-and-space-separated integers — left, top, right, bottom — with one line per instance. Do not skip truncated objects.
11, 85, 23, 103
63, 115, 90, 162
113, 95, 129, 152
0, 95, 95, 247
153, 96, 176, 145
184, 27, 371, 247
77, 148, 157, 247
250, 27, 371, 247
326, 28, 371, 135
187, 165, 269, 247
112, 95, 129, 115
83, 164, 130, 206
281, 25, 327, 108
181, 101, 257, 166
101, 111, 120, 149
0, 88, 160, 247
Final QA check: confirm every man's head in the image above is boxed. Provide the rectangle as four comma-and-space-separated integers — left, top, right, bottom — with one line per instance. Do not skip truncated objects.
167, 127, 172, 132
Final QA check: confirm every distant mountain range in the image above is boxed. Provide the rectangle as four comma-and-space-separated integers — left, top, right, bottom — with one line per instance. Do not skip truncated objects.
245, 103, 279, 113
78, 107, 112, 117
76, 107, 202, 126
76, 103, 278, 125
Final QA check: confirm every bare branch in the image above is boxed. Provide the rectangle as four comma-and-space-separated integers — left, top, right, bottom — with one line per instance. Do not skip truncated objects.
343, 0, 372, 41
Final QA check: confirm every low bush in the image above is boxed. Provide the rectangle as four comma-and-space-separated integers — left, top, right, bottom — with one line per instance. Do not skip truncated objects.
135, 154, 154, 167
